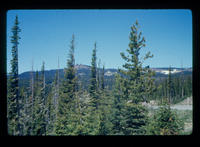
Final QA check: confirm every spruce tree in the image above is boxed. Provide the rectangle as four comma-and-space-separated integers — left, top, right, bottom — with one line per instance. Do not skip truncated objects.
111, 74, 126, 135
32, 62, 47, 135
23, 62, 34, 135
116, 20, 155, 135
98, 65, 113, 135
7, 15, 21, 135
23, 89, 31, 135
89, 42, 98, 108
98, 93, 113, 135
55, 34, 77, 135
146, 100, 184, 135
46, 88, 54, 135
101, 64, 105, 90
83, 42, 102, 135
97, 59, 101, 90
51, 64, 59, 134
20, 85, 32, 135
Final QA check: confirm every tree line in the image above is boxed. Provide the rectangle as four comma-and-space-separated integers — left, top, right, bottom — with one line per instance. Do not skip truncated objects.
7, 16, 191, 135
153, 70, 192, 104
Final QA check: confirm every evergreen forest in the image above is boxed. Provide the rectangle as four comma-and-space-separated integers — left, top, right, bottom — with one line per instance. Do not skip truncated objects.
7, 16, 192, 136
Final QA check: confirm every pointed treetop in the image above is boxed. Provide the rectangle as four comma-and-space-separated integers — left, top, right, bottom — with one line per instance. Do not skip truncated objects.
94, 42, 97, 49
72, 33, 75, 41
15, 15, 18, 22
58, 56, 60, 69
31, 58, 34, 71
14, 15, 20, 29
135, 19, 139, 26
41, 61, 45, 73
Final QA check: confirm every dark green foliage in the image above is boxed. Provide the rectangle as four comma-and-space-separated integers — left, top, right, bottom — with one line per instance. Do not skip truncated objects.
123, 103, 148, 135
18, 87, 26, 135
146, 100, 184, 135
28, 62, 47, 135
89, 42, 98, 108
81, 105, 100, 135
98, 90, 113, 135
7, 15, 21, 135
48, 69, 59, 135
111, 74, 126, 135
7, 16, 192, 136
20, 86, 32, 135
97, 59, 101, 90
112, 20, 154, 135
101, 65, 105, 90
55, 34, 77, 135
119, 20, 155, 104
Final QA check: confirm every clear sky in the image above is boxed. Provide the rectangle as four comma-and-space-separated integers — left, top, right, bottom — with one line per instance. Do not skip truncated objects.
7, 9, 192, 74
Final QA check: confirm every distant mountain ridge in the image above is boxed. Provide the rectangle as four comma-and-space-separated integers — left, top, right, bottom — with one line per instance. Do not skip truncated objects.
18, 64, 192, 89
19, 64, 192, 79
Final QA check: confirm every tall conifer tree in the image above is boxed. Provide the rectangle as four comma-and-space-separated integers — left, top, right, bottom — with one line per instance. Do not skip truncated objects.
56, 34, 77, 135
51, 57, 60, 134
89, 42, 98, 108
32, 62, 47, 135
101, 64, 105, 90
111, 74, 126, 135
40, 61, 47, 135
168, 66, 174, 104
116, 20, 155, 135
8, 15, 21, 135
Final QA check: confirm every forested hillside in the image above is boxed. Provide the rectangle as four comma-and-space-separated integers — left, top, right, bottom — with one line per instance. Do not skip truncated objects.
7, 16, 192, 136
17, 66, 192, 104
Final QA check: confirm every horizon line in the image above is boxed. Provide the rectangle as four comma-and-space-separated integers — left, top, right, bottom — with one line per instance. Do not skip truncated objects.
16, 64, 192, 74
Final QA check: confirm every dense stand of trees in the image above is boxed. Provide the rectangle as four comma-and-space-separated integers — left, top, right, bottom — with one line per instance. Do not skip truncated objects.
153, 68, 192, 104
7, 16, 191, 136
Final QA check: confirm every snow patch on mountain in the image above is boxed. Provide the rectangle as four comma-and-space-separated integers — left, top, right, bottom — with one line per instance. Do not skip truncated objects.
154, 68, 183, 75
160, 69, 182, 75
105, 70, 117, 76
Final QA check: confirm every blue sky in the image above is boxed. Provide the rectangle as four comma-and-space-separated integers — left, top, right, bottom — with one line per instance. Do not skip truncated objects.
7, 9, 192, 74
